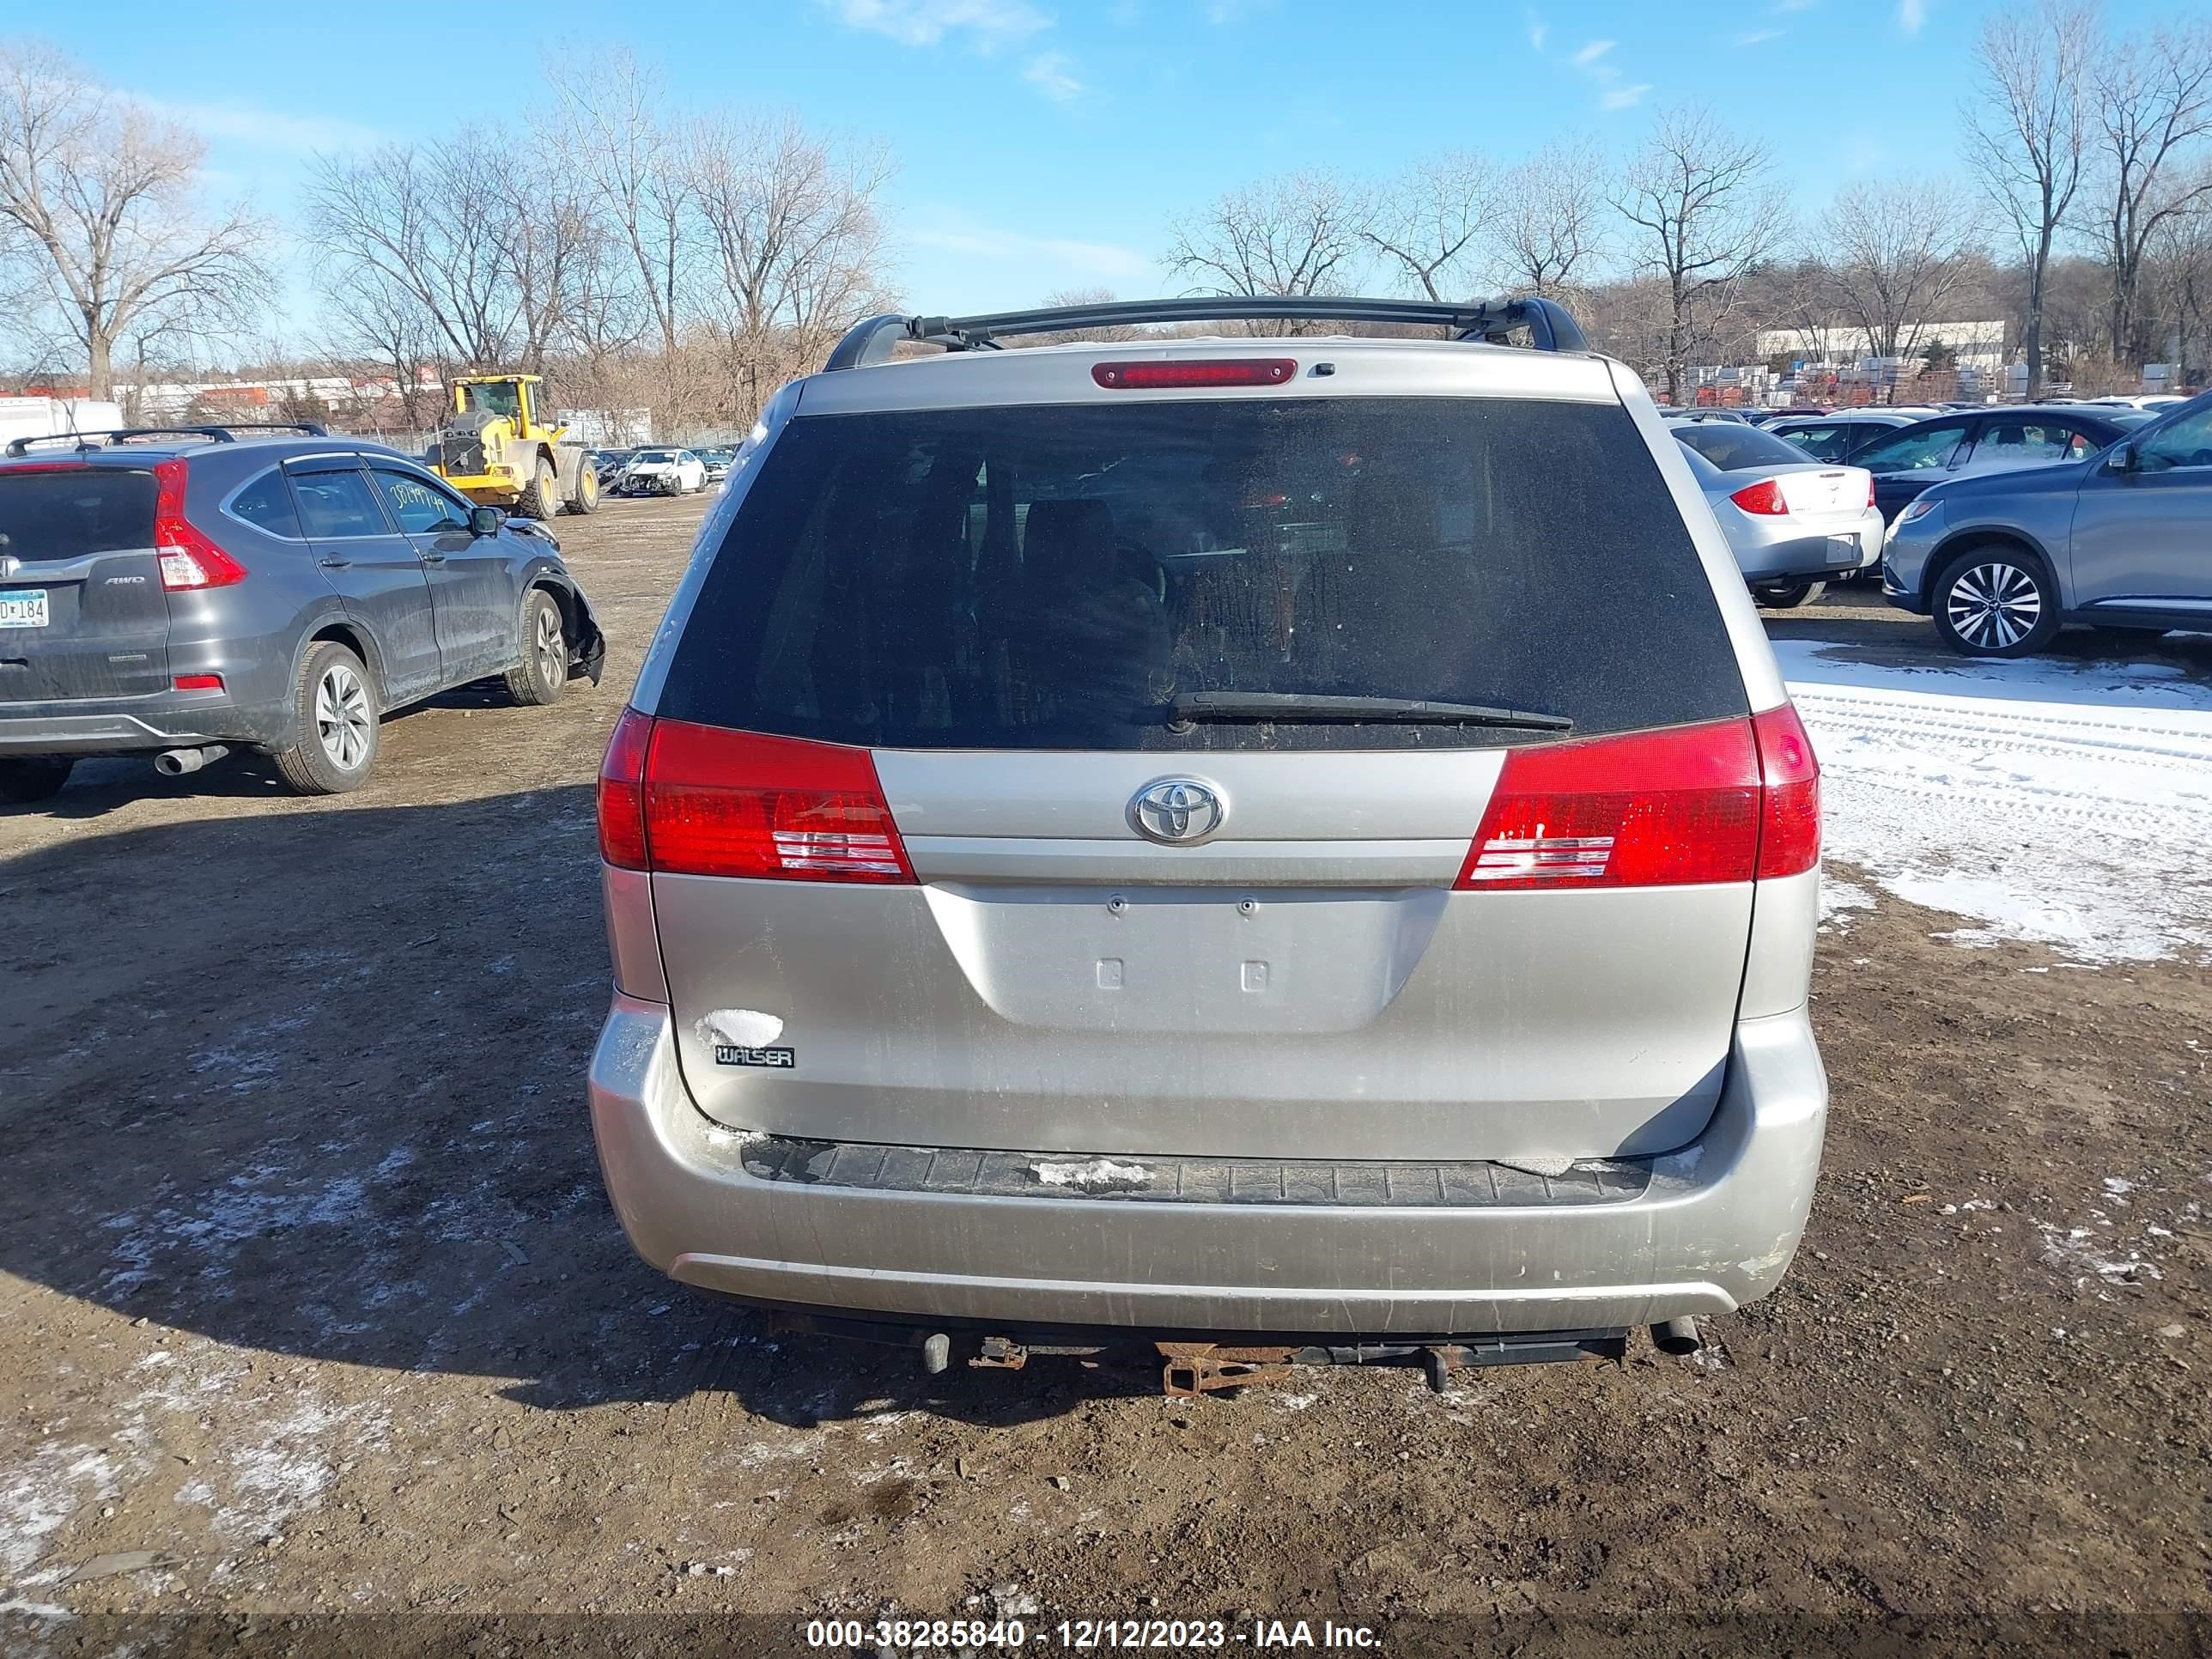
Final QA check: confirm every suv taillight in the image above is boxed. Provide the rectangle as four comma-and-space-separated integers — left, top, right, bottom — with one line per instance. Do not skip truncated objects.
1457, 713, 1820, 890
153, 458, 246, 590
597, 708, 915, 884
1750, 702, 1820, 877
598, 708, 653, 869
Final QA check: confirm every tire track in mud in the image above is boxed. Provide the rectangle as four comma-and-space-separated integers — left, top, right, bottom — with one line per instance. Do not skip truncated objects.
1786, 678, 2212, 960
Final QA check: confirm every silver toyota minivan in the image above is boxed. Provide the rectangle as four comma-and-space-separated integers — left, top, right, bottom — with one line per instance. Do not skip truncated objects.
590, 296, 1826, 1379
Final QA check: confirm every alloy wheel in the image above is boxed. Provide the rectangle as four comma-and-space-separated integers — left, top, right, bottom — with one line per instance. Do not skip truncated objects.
1945, 561, 2043, 650
314, 663, 373, 771
534, 605, 566, 690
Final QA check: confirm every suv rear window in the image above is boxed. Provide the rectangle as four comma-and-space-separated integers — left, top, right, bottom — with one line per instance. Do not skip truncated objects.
0, 466, 157, 562
659, 397, 1747, 751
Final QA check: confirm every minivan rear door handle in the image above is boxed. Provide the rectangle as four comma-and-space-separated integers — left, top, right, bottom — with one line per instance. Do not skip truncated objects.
317, 556, 350, 569
419, 552, 447, 565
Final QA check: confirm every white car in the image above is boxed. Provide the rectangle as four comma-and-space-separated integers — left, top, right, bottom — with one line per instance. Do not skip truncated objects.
616, 448, 708, 495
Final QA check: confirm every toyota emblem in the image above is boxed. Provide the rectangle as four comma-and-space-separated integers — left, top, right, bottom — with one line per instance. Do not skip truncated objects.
1129, 777, 1226, 844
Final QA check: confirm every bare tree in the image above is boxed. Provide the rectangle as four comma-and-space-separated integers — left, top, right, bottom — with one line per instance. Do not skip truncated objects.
689, 112, 895, 420
318, 271, 443, 433
1493, 140, 1607, 300
1164, 172, 1369, 331
549, 52, 694, 367
0, 42, 269, 398
1363, 151, 1498, 301
306, 133, 608, 374
1813, 176, 1984, 361
1024, 288, 1147, 344
1964, 0, 2098, 396
2087, 18, 2212, 363
1613, 106, 1788, 402
2153, 178, 2212, 383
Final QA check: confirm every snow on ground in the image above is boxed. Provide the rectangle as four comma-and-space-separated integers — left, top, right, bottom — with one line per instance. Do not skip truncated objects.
1776, 638, 2212, 964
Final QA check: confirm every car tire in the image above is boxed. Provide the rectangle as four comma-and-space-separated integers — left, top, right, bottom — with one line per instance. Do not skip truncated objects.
273, 641, 380, 795
0, 757, 74, 805
503, 589, 568, 707
517, 457, 559, 520
565, 461, 600, 516
1753, 580, 1825, 609
1932, 546, 2061, 658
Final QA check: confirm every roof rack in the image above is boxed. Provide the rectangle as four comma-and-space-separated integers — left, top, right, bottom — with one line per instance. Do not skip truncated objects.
3, 422, 329, 459
824, 295, 1588, 372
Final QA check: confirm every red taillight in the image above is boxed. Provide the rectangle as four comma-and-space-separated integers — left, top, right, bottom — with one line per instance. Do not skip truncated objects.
1865, 475, 1878, 507
623, 718, 913, 884
153, 458, 246, 590
172, 673, 223, 692
1751, 702, 1820, 877
598, 708, 653, 869
1092, 359, 1297, 389
1729, 477, 1789, 516
1456, 718, 1763, 890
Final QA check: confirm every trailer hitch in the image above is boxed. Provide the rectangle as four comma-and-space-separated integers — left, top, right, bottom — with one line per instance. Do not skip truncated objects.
1156, 1343, 1299, 1396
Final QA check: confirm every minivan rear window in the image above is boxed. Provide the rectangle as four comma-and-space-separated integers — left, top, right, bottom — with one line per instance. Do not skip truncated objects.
659, 397, 1747, 751
0, 467, 157, 562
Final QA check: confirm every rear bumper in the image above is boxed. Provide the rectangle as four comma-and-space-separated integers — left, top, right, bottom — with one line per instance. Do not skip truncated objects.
589, 996, 1828, 1334
1734, 518, 1884, 583
0, 692, 287, 757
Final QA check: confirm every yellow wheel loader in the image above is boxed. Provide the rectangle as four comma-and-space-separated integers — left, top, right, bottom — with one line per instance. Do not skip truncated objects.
425, 374, 599, 518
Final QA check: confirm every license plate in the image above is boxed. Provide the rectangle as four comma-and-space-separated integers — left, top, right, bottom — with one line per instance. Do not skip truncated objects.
1826, 535, 1862, 567
0, 590, 48, 628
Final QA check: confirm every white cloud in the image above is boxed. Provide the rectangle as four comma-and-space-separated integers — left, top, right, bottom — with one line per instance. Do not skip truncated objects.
1732, 27, 1784, 45
136, 95, 379, 155
1554, 35, 1647, 112
1022, 51, 1083, 101
1525, 10, 1548, 50
816, 0, 1049, 51
1899, 0, 1927, 33
908, 215, 1149, 283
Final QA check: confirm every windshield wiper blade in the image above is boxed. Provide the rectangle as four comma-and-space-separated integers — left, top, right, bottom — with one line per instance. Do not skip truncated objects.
1166, 692, 1573, 731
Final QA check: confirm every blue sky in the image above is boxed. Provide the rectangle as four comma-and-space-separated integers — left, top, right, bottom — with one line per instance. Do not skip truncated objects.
24, 0, 2179, 326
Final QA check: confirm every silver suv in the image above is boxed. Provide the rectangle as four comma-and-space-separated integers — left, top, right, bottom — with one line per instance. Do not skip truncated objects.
589, 296, 1827, 1381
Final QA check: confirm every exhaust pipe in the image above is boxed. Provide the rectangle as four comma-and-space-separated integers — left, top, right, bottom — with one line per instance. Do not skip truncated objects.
1651, 1316, 1703, 1357
155, 744, 228, 777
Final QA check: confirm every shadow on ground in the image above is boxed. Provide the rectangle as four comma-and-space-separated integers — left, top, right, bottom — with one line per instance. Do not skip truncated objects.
0, 782, 1119, 1427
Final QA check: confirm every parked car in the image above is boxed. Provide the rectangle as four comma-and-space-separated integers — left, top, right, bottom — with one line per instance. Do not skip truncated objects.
1672, 421, 1882, 607
1765, 410, 1918, 463
1882, 390, 2212, 657
588, 293, 1827, 1379
1851, 405, 2155, 523
1658, 407, 1754, 424
2084, 394, 2188, 411
591, 447, 635, 487
613, 447, 708, 495
697, 447, 735, 484
0, 424, 605, 802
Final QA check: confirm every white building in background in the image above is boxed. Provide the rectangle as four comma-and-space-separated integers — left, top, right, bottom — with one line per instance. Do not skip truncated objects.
1755, 320, 2008, 372
0, 395, 124, 448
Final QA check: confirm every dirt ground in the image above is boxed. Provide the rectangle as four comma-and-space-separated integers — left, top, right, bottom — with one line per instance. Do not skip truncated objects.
3, 497, 2208, 1656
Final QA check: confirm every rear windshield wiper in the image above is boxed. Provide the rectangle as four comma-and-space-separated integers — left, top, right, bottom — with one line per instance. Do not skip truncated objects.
1165, 691, 1573, 732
